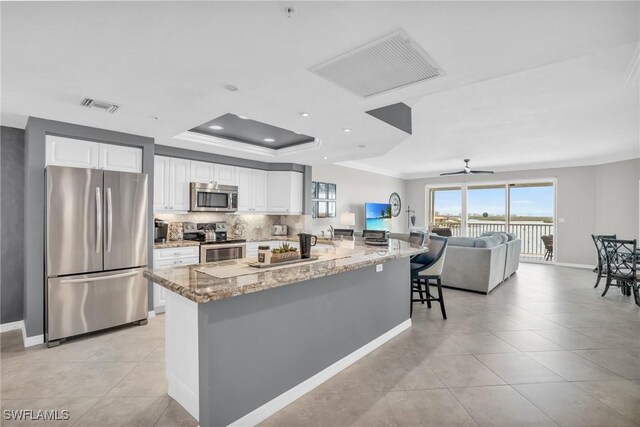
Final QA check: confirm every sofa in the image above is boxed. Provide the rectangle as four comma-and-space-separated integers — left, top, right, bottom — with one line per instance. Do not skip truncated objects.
440, 233, 520, 294
392, 230, 521, 294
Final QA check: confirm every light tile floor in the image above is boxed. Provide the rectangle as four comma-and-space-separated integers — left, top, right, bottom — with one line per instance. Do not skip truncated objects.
1, 263, 639, 426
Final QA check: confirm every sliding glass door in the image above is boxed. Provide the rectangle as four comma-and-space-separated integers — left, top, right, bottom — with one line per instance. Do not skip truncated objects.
508, 183, 555, 260
427, 181, 555, 261
429, 187, 462, 236
467, 185, 506, 236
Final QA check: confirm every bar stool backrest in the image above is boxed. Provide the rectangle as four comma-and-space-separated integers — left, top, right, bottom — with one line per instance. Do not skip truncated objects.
408, 232, 425, 246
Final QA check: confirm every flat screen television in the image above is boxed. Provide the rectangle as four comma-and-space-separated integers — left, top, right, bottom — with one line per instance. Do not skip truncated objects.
365, 203, 392, 231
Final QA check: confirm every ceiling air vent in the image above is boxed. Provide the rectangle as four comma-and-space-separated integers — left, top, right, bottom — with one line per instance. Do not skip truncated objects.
81, 98, 121, 114
310, 30, 443, 98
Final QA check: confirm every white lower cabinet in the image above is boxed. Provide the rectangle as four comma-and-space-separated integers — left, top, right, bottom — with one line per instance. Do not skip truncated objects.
152, 246, 199, 312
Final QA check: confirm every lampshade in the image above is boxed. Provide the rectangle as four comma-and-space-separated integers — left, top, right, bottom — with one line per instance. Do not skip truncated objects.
340, 212, 355, 226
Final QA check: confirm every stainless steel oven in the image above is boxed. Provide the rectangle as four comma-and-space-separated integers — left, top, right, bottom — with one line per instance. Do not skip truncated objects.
190, 183, 238, 212
200, 242, 246, 263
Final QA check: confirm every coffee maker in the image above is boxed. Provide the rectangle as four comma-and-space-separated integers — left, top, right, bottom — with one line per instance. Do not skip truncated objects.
154, 219, 169, 243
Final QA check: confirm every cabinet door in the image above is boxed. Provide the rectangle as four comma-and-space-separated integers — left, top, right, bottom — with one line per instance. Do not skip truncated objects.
252, 170, 269, 212
190, 160, 215, 184
214, 164, 236, 186
99, 144, 142, 173
236, 167, 253, 212
154, 156, 170, 211
169, 158, 190, 211
289, 172, 304, 214
267, 171, 290, 213
45, 135, 99, 168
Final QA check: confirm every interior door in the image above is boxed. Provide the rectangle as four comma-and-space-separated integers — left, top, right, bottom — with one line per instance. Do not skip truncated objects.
46, 166, 104, 276
103, 170, 148, 270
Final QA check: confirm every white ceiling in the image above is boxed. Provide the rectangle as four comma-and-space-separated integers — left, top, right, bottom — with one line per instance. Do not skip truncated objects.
2, 1, 639, 178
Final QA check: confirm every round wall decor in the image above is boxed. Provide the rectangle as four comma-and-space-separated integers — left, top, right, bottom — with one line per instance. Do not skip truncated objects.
389, 192, 401, 217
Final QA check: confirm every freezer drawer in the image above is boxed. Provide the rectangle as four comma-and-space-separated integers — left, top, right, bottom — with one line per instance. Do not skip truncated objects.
47, 268, 148, 341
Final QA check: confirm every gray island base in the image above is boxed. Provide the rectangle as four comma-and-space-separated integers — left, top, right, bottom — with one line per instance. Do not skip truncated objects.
144, 239, 425, 426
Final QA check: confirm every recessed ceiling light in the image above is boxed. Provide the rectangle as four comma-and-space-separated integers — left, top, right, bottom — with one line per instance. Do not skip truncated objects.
208, 125, 224, 130
224, 84, 239, 92
300, 112, 310, 117
358, 144, 366, 148
343, 128, 351, 133
323, 156, 328, 160
237, 115, 249, 120
263, 138, 276, 143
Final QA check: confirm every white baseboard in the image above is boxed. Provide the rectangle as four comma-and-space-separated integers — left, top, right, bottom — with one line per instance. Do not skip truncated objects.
1, 320, 43, 347
228, 318, 412, 427
0, 320, 24, 333
168, 372, 200, 421
556, 262, 594, 269
148, 310, 156, 318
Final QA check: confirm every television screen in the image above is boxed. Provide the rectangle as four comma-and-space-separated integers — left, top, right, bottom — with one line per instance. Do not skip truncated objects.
365, 203, 392, 231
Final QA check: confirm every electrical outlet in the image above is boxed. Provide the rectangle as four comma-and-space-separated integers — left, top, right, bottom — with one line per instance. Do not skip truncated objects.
376, 264, 383, 272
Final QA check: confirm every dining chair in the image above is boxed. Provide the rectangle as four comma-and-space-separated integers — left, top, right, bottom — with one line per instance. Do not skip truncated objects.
601, 238, 639, 306
591, 234, 616, 288
541, 235, 554, 261
362, 230, 387, 239
430, 227, 452, 237
408, 231, 426, 246
332, 228, 355, 237
410, 235, 448, 319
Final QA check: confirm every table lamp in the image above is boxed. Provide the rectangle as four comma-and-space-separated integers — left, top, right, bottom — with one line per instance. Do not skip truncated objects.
340, 212, 356, 228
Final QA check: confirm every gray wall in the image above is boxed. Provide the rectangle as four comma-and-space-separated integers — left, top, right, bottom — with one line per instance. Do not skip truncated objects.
24, 117, 155, 338
1, 126, 25, 323
197, 257, 410, 426
405, 158, 640, 265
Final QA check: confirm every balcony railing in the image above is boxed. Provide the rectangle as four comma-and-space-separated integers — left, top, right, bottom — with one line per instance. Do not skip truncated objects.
441, 222, 554, 258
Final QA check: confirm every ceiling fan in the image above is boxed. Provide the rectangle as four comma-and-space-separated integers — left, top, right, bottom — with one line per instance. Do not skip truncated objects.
440, 159, 494, 176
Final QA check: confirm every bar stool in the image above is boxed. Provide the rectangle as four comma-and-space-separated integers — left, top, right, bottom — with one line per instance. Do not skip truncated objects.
410, 235, 448, 319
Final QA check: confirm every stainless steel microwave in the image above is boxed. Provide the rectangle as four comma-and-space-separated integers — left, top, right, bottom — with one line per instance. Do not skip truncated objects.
189, 183, 238, 212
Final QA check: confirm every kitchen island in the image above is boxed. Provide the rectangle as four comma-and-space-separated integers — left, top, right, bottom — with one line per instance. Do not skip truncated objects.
144, 238, 425, 427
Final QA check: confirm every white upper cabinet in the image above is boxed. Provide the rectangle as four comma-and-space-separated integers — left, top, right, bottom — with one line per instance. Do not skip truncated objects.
236, 167, 268, 212
46, 135, 99, 169
267, 171, 303, 214
153, 156, 170, 212
169, 158, 190, 212
190, 160, 215, 184
252, 169, 268, 212
154, 156, 190, 212
46, 135, 141, 173
215, 164, 236, 186
236, 167, 253, 212
99, 144, 142, 173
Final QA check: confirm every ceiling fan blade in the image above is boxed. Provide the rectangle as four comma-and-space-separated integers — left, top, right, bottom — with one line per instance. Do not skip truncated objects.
439, 171, 465, 176
469, 170, 495, 174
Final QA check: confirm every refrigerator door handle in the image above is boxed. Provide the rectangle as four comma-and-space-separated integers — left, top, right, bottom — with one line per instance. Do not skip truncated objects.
95, 187, 102, 253
106, 187, 113, 253
59, 270, 139, 284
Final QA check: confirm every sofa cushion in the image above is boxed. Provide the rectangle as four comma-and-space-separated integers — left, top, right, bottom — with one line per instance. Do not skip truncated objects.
447, 237, 476, 247
475, 235, 503, 248
505, 232, 517, 241
481, 231, 509, 244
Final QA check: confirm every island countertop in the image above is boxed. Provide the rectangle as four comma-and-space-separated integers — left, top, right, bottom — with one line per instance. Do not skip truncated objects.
144, 238, 426, 303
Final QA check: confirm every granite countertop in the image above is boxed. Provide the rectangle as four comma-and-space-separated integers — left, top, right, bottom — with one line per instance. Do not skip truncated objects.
154, 240, 201, 249
144, 238, 426, 304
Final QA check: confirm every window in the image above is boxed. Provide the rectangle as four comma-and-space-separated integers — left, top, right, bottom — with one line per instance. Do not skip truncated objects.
467, 185, 506, 236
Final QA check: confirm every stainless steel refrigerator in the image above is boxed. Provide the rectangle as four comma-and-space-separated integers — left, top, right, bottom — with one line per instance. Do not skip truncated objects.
46, 166, 149, 345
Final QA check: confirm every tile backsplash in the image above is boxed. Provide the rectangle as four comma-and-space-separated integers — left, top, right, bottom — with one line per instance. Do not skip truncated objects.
155, 212, 311, 240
